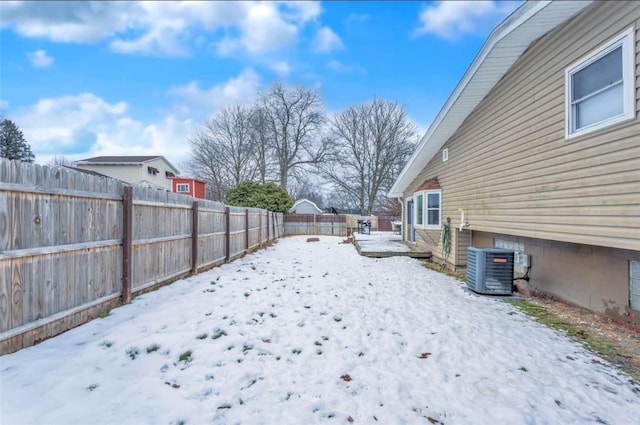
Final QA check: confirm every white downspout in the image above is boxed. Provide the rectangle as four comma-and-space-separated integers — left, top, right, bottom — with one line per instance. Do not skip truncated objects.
458, 208, 469, 231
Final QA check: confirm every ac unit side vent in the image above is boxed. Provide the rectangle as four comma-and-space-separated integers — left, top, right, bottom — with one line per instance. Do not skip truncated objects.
466, 247, 514, 295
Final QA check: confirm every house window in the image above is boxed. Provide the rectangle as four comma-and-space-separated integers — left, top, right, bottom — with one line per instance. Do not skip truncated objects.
176, 183, 190, 193
415, 194, 424, 226
442, 148, 449, 162
148, 166, 159, 175
565, 27, 635, 138
414, 190, 441, 229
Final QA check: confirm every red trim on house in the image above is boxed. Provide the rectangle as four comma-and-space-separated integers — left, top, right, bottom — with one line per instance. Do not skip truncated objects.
415, 178, 441, 192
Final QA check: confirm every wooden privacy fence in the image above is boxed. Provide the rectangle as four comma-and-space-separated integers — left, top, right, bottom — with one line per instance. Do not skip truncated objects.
284, 214, 348, 236
0, 159, 284, 354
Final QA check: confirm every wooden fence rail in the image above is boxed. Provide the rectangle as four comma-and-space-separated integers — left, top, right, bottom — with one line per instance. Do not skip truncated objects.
284, 214, 348, 236
0, 159, 284, 354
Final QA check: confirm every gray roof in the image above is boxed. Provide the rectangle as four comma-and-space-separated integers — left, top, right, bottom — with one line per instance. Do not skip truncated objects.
75, 155, 180, 174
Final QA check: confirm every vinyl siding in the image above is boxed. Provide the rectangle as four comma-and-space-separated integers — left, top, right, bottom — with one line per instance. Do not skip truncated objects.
77, 158, 175, 190
405, 1, 640, 256
76, 164, 142, 184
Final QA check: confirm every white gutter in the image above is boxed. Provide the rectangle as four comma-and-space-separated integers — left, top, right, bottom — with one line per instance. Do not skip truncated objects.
388, 0, 592, 198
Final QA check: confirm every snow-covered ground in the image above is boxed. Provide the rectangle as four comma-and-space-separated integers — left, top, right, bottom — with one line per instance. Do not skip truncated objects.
354, 232, 410, 253
1, 236, 639, 425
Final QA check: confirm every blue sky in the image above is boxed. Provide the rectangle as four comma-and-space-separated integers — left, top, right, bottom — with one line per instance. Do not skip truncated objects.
0, 1, 520, 168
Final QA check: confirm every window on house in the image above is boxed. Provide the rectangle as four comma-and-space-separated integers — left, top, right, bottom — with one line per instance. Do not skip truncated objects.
426, 192, 441, 226
165, 171, 175, 178
176, 183, 190, 193
565, 27, 635, 138
414, 190, 441, 229
147, 166, 159, 175
415, 194, 424, 226
442, 148, 449, 162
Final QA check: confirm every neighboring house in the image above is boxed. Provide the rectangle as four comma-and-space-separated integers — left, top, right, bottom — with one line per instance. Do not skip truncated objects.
389, 1, 640, 324
171, 177, 206, 199
75, 156, 179, 191
289, 199, 323, 214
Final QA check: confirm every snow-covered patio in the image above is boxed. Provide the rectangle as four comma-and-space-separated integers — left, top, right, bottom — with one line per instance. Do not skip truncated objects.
1, 236, 638, 425
354, 232, 410, 253
353, 231, 430, 259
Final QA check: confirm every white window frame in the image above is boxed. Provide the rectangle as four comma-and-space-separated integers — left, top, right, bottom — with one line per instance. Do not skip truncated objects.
414, 189, 442, 230
565, 27, 635, 139
442, 148, 449, 162
176, 183, 190, 193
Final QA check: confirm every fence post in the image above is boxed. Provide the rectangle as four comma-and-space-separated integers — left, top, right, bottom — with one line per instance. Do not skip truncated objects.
266, 211, 270, 242
245, 208, 250, 253
258, 211, 263, 246
191, 201, 198, 275
122, 186, 133, 304
273, 213, 277, 238
225, 206, 230, 262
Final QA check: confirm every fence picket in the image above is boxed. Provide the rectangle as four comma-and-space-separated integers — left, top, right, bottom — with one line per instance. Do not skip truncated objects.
0, 158, 284, 354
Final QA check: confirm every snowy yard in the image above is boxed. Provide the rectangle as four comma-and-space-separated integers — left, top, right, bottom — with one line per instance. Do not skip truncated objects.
1, 236, 639, 425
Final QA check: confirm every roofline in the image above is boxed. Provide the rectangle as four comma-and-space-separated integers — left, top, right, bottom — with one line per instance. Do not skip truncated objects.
75, 161, 144, 166
290, 198, 323, 213
75, 156, 180, 174
388, 0, 593, 198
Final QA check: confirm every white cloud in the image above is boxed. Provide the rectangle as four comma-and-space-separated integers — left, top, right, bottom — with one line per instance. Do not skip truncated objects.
313, 26, 344, 53
12, 92, 195, 166
26, 49, 54, 68
415, 1, 520, 39
281, 1, 322, 23
269, 61, 292, 77
10, 67, 267, 166
0, 1, 133, 42
216, 2, 299, 56
1, 1, 324, 57
91, 115, 195, 166
17, 93, 127, 151
171, 68, 262, 115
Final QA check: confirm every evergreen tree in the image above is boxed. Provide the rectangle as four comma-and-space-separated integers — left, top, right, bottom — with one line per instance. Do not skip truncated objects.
225, 181, 294, 213
0, 118, 35, 162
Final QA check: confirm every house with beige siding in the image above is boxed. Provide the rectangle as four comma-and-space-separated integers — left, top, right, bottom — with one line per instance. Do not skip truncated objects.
75, 156, 179, 191
389, 1, 640, 325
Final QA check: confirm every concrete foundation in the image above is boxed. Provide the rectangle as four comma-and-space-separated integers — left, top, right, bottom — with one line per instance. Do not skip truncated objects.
471, 231, 640, 326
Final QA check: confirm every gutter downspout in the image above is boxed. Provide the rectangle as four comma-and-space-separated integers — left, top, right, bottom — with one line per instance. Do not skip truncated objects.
458, 208, 469, 231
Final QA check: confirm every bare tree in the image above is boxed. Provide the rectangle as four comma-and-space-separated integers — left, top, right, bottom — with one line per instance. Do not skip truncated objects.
288, 176, 326, 210
47, 156, 74, 167
249, 107, 277, 183
185, 105, 258, 201
256, 82, 328, 190
320, 98, 417, 215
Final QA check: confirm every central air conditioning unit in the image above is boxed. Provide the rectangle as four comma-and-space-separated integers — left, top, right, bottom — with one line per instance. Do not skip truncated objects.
466, 247, 514, 295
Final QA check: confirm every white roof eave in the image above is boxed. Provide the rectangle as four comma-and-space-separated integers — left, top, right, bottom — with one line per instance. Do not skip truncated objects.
388, 0, 593, 198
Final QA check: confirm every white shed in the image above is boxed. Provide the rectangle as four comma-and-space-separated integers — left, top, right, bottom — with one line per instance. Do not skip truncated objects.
289, 199, 323, 214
